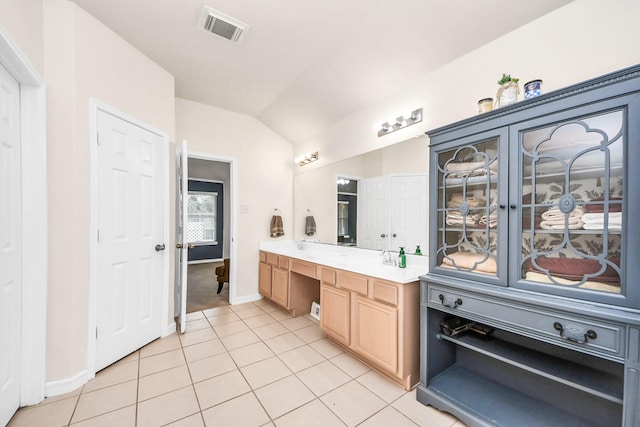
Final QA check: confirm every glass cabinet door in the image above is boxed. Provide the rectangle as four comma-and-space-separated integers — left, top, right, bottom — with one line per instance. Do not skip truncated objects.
517, 109, 624, 301
434, 135, 504, 282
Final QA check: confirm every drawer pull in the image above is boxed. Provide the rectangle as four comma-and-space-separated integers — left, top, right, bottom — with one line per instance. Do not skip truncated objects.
553, 322, 597, 344
439, 294, 463, 309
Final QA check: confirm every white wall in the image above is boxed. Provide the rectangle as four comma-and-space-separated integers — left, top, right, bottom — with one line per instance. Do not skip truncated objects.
43, 0, 175, 384
0, 0, 44, 75
175, 98, 294, 301
293, 0, 640, 170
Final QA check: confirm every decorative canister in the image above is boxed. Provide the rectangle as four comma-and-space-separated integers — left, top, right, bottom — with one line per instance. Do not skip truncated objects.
524, 80, 543, 99
496, 81, 519, 107
477, 98, 493, 114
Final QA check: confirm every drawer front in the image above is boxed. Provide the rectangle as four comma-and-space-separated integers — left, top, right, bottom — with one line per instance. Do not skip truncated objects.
371, 279, 399, 306
337, 271, 368, 295
265, 252, 279, 266
278, 256, 289, 269
321, 267, 336, 285
259, 251, 267, 263
290, 259, 317, 278
428, 284, 625, 359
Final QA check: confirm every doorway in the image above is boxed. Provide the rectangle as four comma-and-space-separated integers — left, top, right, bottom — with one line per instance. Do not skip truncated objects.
185, 156, 232, 313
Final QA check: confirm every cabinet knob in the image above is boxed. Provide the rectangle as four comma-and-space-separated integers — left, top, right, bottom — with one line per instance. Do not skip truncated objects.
510, 204, 517, 209
392, 233, 397, 238
499, 204, 506, 209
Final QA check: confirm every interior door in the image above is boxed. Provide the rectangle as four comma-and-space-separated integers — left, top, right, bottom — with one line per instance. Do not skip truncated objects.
389, 175, 428, 253
358, 176, 388, 250
95, 110, 164, 371
174, 140, 188, 333
0, 63, 21, 427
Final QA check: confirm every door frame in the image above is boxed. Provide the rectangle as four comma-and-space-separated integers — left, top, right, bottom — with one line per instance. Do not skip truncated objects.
87, 100, 171, 378
186, 151, 238, 304
0, 28, 47, 406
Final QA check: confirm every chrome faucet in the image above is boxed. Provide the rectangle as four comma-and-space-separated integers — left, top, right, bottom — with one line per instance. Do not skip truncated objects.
381, 250, 397, 266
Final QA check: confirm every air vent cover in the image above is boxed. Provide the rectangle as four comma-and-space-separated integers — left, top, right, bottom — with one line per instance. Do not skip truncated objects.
199, 6, 249, 44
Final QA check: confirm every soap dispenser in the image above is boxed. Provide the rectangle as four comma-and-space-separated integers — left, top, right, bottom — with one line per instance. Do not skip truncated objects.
414, 245, 422, 255
398, 247, 406, 269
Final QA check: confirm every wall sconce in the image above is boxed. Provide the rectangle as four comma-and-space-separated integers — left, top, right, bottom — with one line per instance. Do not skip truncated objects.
295, 151, 319, 166
377, 108, 423, 137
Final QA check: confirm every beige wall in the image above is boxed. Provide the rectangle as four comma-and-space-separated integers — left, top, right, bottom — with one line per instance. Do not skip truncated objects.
294, 0, 640, 171
43, 0, 175, 383
175, 98, 294, 300
0, 0, 44, 75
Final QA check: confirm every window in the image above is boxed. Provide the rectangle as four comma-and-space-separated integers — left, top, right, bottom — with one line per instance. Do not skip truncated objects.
187, 192, 217, 243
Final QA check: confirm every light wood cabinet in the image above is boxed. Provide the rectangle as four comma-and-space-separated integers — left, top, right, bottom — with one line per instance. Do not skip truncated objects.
270, 266, 289, 308
352, 294, 398, 373
258, 258, 272, 298
321, 268, 419, 390
320, 283, 350, 345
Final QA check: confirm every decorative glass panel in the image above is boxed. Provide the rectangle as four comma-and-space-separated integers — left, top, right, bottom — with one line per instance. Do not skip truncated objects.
436, 139, 499, 276
520, 110, 623, 293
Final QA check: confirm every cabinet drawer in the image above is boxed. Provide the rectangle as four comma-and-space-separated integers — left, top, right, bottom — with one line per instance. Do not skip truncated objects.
278, 256, 289, 269
290, 259, 316, 278
265, 252, 279, 266
320, 267, 336, 285
428, 284, 625, 360
371, 279, 398, 306
337, 271, 368, 295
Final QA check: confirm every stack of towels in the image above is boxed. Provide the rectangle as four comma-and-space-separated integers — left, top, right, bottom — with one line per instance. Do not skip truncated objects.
583, 197, 622, 230
446, 194, 486, 227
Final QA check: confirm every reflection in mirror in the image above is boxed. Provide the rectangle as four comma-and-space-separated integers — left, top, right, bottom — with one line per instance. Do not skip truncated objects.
337, 177, 358, 246
294, 136, 429, 250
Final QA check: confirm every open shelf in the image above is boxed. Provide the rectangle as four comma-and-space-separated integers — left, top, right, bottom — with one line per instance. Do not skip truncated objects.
438, 332, 623, 403
425, 365, 605, 427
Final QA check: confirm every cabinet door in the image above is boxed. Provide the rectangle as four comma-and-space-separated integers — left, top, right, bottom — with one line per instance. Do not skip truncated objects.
352, 294, 398, 373
258, 261, 272, 298
511, 101, 635, 307
320, 284, 350, 345
271, 267, 289, 308
430, 128, 508, 286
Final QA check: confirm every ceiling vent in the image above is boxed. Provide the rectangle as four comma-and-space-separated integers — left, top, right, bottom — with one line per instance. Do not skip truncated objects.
198, 6, 249, 44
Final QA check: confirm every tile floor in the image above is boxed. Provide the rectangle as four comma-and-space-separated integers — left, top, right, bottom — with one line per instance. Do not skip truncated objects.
8, 299, 464, 427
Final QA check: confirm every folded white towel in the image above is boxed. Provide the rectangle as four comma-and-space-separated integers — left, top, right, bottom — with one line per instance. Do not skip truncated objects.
582, 212, 622, 224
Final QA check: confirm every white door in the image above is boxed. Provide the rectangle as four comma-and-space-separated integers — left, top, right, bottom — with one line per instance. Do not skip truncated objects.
389, 175, 428, 253
358, 176, 388, 250
95, 111, 165, 371
0, 63, 21, 426
174, 140, 188, 333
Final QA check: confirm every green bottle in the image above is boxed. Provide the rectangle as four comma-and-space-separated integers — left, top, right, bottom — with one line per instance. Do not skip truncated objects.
414, 245, 422, 255
398, 247, 406, 268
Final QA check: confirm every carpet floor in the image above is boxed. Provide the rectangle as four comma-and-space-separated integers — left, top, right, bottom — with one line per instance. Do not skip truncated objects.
186, 262, 229, 313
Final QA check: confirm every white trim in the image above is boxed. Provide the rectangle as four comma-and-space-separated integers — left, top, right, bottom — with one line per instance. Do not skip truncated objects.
184, 150, 238, 304
44, 370, 89, 398
0, 26, 48, 406
232, 293, 262, 305
87, 100, 171, 378
187, 177, 224, 184
188, 258, 224, 265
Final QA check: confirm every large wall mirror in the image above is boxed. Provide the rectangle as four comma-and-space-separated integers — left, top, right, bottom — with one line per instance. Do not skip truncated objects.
294, 136, 429, 251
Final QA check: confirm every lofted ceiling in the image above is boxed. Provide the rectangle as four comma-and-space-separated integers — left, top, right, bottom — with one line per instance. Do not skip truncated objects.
70, 0, 573, 145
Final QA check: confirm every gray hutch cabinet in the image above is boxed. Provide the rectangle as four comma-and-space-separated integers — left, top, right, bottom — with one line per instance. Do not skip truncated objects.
418, 65, 640, 426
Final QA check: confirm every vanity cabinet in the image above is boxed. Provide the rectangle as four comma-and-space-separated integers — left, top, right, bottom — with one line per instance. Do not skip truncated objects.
418, 66, 640, 426
259, 251, 319, 317
320, 268, 419, 390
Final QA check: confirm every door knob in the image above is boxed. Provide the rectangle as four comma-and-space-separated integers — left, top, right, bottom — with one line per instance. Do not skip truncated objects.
155, 244, 166, 252
380, 234, 386, 238
392, 233, 397, 238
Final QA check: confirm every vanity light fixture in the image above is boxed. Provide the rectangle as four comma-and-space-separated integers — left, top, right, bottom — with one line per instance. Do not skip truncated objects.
337, 178, 350, 185
295, 151, 319, 166
378, 108, 423, 137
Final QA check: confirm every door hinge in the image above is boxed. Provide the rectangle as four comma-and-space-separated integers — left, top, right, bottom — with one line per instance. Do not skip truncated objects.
95, 328, 98, 340
96, 132, 101, 145
97, 229, 100, 242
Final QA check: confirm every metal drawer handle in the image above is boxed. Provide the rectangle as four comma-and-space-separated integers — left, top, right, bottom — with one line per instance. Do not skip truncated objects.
439, 294, 463, 309
553, 322, 597, 344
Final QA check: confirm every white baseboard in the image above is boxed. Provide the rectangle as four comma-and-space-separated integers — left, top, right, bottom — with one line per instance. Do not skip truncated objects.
163, 322, 176, 337
45, 369, 90, 398
230, 292, 262, 305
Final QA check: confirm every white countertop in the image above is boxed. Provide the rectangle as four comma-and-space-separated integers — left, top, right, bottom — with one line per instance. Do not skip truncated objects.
260, 240, 428, 284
